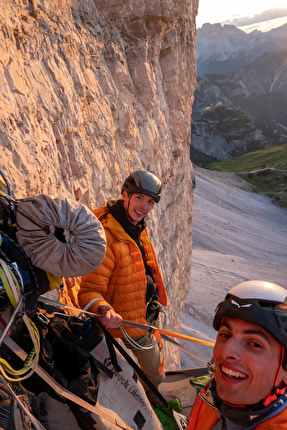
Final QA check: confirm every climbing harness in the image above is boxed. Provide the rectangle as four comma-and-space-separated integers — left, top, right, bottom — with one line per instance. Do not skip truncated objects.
146, 296, 167, 328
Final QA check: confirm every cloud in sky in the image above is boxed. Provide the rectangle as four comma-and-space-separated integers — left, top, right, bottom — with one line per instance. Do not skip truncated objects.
221, 7, 287, 27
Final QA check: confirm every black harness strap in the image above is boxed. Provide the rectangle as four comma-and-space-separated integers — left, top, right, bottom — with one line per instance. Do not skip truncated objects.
104, 332, 122, 373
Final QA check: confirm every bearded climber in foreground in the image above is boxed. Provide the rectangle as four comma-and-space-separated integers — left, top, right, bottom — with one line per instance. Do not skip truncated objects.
78, 170, 170, 403
188, 280, 287, 430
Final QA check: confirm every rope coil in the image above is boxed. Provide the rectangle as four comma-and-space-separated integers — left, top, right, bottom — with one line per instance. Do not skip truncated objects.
119, 323, 158, 350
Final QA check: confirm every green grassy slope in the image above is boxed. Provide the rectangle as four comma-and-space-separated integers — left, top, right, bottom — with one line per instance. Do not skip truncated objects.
207, 143, 287, 208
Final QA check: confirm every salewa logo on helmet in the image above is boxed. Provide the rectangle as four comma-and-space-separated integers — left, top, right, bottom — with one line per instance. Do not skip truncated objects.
231, 299, 253, 308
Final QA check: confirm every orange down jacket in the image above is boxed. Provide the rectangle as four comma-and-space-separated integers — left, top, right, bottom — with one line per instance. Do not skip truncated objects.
78, 205, 168, 339
188, 391, 287, 430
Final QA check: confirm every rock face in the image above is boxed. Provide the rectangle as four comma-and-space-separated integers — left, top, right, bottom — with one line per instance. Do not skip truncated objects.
231, 48, 287, 96
0, 0, 198, 369
191, 36, 287, 163
190, 73, 285, 161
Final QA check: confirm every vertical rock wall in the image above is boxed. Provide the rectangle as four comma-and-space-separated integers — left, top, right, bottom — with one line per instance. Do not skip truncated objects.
0, 0, 198, 368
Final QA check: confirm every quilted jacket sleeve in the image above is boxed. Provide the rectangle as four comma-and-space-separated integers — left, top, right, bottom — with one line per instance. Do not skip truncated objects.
78, 229, 116, 314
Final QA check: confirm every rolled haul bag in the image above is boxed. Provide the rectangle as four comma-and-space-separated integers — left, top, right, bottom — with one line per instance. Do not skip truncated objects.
15, 195, 106, 277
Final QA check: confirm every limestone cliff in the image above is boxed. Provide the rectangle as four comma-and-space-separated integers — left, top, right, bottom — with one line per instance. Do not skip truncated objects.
0, 0, 198, 368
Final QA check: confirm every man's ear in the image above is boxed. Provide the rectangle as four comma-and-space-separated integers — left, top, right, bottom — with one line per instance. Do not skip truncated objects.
280, 368, 287, 386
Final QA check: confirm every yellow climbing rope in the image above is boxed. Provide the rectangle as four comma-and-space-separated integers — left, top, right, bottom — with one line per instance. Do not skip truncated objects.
0, 252, 40, 382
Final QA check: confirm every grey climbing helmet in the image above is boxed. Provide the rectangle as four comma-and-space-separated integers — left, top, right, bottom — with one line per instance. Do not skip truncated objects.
121, 170, 162, 202
213, 280, 287, 348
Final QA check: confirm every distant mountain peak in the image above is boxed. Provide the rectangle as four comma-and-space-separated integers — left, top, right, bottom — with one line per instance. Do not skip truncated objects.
197, 22, 287, 76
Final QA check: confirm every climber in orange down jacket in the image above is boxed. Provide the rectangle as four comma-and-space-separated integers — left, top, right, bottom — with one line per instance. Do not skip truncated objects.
78, 170, 168, 403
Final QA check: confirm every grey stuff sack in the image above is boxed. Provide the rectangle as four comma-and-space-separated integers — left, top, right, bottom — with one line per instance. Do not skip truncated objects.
15, 195, 106, 277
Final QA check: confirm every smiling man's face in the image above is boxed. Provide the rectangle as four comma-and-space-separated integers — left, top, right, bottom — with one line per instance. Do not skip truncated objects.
122, 191, 155, 225
214, 318, 287, 405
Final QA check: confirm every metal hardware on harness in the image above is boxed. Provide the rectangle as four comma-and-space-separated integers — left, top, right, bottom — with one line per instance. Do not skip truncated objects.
207, 359, 215, 377
146, 298, 167, 329
10, 262, 19, 270
36, 313, 50, 326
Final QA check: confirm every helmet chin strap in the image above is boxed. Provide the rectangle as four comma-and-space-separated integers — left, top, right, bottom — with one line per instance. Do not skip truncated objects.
126, 194, 137, 224
263, 345, 287, 407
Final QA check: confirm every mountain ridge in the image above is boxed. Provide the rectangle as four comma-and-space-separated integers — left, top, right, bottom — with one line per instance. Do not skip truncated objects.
190, 73, 285, 161
197, 22, 287, 75
191, 26, 287, 164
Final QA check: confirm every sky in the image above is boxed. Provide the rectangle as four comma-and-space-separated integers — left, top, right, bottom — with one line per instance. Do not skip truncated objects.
196, 0, 287, 33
